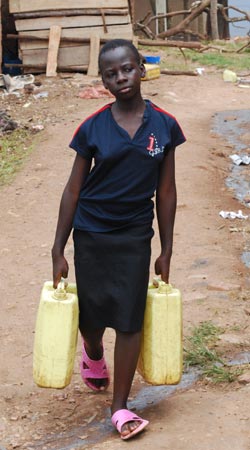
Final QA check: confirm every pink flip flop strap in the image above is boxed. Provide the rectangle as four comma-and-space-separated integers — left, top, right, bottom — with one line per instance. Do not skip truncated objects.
81, 343, 109, 379
111, 409, 146, 433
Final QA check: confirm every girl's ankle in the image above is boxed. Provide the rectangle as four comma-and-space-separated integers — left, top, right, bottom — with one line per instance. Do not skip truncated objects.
84, 342, 103, 360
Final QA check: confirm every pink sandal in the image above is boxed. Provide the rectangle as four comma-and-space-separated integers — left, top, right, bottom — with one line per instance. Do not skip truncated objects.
80, 341, 110, 392
111, 409, 149, 440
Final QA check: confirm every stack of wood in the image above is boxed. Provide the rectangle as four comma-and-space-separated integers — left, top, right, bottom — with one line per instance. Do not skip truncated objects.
9, 0, 133, 75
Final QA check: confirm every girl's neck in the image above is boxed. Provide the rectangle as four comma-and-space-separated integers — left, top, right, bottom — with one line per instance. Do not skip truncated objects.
112, 95, 145, 115
111, 96, 146, 139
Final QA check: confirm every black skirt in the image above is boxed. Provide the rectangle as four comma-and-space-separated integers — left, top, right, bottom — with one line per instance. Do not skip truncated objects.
73, 224, 154, 333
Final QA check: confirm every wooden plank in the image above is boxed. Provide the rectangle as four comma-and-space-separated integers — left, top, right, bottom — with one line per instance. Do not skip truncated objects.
4, 63, 89, 75
13, 9, 129, 19
46, 26, 61, 77
18, 24, 133, 50
20, 39, 82, 50
21, 45, 90, 67
138, 39, 204, 49
87, 34, 100, 77
9, 0, 129, 14
5, 62, 89, 71
128, 0, 135, 23
15, 14, 131, 31
132, 35, 139, 48
100, 9, 108, 33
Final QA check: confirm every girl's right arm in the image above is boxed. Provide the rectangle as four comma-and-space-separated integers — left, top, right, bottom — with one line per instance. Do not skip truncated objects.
51, 153, 91, 287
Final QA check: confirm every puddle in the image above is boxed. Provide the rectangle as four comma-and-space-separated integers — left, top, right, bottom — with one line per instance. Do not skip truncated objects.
29, 369, 200, 450
228, 351, 250, 366
213, 109, 250, 151
29, 352, 250, 450
213, 110, 250, 269
242, 251, 250, 268
213, 109, 250, 206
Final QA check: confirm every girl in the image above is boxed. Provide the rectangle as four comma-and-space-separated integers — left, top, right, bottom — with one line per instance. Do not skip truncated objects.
52, 39, 185, 440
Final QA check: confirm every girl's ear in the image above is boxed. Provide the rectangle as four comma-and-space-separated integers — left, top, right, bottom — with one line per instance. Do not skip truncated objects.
140, 63, 146, 79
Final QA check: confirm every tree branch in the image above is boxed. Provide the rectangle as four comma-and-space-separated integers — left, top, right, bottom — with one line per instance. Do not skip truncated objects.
157, 0, 211, 39
221, 6, 250, 23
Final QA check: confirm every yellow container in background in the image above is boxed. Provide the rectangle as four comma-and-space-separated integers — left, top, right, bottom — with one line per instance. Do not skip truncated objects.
141, 64, 160, 81
33, 280, 79, 389
137, 281, 182, 385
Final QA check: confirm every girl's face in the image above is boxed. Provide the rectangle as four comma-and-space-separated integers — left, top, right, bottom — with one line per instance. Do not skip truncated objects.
100, 46, 145, 100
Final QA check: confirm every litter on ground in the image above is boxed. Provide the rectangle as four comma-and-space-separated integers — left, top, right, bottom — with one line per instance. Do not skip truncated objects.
219, 210, 249, 220
230, 154, 250, 165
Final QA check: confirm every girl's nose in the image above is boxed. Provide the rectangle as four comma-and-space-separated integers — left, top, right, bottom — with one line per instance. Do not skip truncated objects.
116, 70, 126, 83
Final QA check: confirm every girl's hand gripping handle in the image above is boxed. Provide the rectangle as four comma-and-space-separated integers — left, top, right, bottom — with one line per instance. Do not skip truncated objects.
52, 251, 69, 289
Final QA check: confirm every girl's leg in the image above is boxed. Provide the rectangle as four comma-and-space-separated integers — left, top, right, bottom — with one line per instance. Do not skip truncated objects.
111, 330, 142, 438
80, 327, 109, 390
81, 327, 105, 359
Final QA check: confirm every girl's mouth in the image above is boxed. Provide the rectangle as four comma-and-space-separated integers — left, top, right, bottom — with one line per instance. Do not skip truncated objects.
118, 87, 131, 94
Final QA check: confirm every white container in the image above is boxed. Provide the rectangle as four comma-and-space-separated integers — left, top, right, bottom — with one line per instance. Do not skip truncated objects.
33, 280, 79, 388
223, 69, 238, 83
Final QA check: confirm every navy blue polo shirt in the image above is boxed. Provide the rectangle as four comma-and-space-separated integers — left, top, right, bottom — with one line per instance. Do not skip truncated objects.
70, 99, 186, 232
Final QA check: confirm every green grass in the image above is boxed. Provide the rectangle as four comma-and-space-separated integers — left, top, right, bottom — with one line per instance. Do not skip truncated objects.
184, 50, 250, 71
0, 129, 34, 186
184, 321, 223, 368
139, 41, 250, 72
203, 365, 242, 383
184, 321, 242, 383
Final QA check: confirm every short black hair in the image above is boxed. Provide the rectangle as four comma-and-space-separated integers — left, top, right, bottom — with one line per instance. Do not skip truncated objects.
98, 39, 141, 71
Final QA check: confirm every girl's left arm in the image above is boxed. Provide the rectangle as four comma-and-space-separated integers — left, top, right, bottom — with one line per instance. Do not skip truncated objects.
155, 147, 176, 283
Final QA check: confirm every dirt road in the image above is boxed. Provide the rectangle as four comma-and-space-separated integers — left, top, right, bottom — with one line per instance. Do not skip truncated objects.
0, 70, 249, 450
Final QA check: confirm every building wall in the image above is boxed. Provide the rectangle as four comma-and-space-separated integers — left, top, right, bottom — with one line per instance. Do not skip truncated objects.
134, 0, 206, 38
134, 0, 155, 32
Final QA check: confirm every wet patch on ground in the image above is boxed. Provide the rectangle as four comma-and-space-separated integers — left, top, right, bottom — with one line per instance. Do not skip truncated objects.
19, 352, 250, 450
6, 371, 199, 450
213, 109, 250, 206
212, 110, 250, 270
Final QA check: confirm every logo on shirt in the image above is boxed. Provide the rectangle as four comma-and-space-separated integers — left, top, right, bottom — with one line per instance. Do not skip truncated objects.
147, 133, 164, 157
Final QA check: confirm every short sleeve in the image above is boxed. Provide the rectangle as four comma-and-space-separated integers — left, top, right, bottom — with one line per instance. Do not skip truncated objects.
69, 123, 93, 160
171, 120, 186, 148
164, 118, 186, 153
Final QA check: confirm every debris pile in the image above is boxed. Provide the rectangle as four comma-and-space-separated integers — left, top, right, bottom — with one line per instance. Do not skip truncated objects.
0, 110, 18, 133
0, 74, 35, 93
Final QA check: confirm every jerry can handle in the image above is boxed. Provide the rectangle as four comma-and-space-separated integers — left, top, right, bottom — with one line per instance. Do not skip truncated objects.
53, 277, 68, 300
152, 277, 173, 293
59, 277, 68, 290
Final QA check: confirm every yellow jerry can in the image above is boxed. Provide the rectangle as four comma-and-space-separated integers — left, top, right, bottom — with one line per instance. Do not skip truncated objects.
33, 280, 79, 389
137, 281, 183, 385
141, 64, 161, 81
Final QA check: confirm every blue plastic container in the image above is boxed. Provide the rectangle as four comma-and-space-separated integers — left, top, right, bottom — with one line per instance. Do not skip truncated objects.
144, 55, 161, 64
